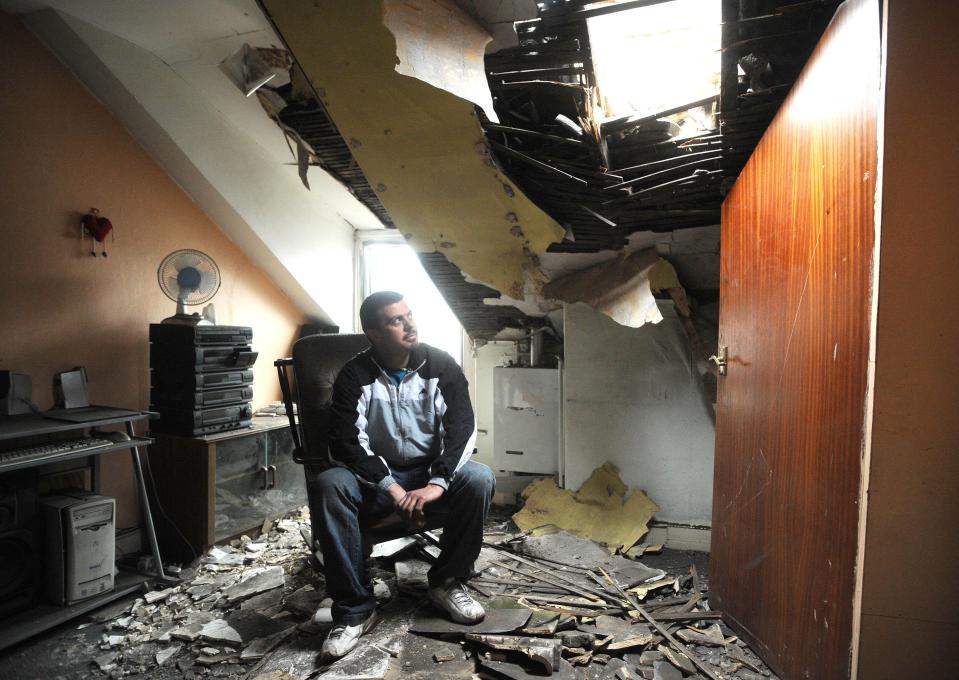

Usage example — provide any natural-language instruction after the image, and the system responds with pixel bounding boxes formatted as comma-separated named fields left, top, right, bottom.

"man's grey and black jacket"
left=328, top=343, right=478, bottom=490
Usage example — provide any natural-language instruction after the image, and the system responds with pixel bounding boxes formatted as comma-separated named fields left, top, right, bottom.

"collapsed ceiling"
left=260, top=0, right=839, bottom=339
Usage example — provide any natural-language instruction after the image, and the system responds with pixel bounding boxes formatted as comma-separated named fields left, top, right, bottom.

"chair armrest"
left=274, top=358, right=307, bottom=463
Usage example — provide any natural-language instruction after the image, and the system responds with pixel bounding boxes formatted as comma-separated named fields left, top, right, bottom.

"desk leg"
left=126, top=421, right=166, bottom=579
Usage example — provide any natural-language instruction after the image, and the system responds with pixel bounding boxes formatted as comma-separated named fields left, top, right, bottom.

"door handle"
left=260, top=465, right=269, bottom=490
left=709, top=346, right=728, bottom=376
left=268, top=464, right=277, bottom=489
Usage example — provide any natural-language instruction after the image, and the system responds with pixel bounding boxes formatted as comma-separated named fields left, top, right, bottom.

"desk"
left=0, top=407, right=167, bottom=651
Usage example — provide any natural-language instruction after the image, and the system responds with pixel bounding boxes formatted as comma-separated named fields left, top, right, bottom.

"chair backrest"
left=290, top=333, right=370, bottom=467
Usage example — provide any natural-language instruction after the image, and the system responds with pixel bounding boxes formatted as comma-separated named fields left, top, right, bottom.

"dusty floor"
left=0, top=509, right=774, bottom=680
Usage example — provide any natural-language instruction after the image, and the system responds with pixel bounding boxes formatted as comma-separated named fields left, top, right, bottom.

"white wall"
left=23, top=8, right=360, bottom=328
left=563, top=302, right=715, bottom=526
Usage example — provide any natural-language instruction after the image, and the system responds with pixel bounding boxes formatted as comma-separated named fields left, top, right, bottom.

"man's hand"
left=385, top=483, right=407, bottom=507
left=397, top=484, right=444, bottom=529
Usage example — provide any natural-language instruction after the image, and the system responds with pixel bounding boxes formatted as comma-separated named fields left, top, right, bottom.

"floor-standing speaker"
left=0, top=475, right=40, bottom=617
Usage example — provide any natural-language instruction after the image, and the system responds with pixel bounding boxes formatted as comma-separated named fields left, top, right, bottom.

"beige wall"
left=0, top=14, right=306, bottom=527
left=857, top=1, right=959, bottom=676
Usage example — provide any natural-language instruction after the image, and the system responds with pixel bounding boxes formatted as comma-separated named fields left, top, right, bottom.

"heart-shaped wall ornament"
left=91, top=216, right=113, bottom=242
left=81, top=208, right=112, bottom=242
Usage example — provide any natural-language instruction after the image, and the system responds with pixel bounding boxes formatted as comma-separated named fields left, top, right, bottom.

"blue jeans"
left=312, top=460, right=495, bottom=625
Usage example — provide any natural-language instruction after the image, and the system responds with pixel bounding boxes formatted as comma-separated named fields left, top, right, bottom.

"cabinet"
left=147, top=416, right=306, bottom=562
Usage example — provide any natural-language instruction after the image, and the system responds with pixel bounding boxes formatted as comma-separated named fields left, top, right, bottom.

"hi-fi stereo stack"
left=149, top=325, right=257, bottom=436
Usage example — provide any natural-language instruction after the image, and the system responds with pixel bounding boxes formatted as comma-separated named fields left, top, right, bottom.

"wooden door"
left=711, top=1, right=880, bottom=678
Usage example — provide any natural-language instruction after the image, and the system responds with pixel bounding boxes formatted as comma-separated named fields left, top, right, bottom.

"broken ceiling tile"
left=198, top=618, right=243, bottom=646
left=143, top=586, right=176, bottom=604
left=370, top=535, right=418, bottom=558
left=104, top=634, right=125, bottom=647
left=657, top=644, right=696, bottom=675
left=628, top=578, right=679, bottom=600
left=651, top=660, right=683, bottom=680
left=93, top=651, right=118, bottom=672
left=241, top=586, right=285, bottom=612
left=90, top=598, right=135, bottom=623
left=222, top=566, right=285, bottom=604
left=394, top=559, right=431, bottom=594
left=226, top=610, right=294, bottom=644
left=606, top=633, right=655, bottom=652
left=478, top=656, right=578, bottom=680
left=512, top=463, right=659, bottom=553
left=410, top=607, right=532, bottom=634
left=169, top=610, right=216, bottom=642
left=466, top=634, right=562, bottom=673
left=559, top=630, right=595, bottom=648
left=154, top=643, right=181, bottom=667
left=373, top=578, right=392, bottom=601
left=322, top=643, right=392, bottom=680
left=240, top=625, right=296, bottom=662
left=283, top=585, right=323, bottom=616
left=519, top=609, right=562, bottom=636
left=675, top=623, right=726, bottom=647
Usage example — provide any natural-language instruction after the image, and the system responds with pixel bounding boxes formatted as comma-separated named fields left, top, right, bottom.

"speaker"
left=0, top=476, right=40, bottom=617
left=0, top=370, right=32, bottom=416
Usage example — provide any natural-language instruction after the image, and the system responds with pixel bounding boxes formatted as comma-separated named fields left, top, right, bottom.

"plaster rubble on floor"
left=9, top=503, right=778, bottom=680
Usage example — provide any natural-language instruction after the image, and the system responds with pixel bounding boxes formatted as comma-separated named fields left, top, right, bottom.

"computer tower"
left=40, top=492, right=115, bottom=605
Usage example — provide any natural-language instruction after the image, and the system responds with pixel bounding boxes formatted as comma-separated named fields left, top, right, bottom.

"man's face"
left=368, top=300, right=418, bottom=354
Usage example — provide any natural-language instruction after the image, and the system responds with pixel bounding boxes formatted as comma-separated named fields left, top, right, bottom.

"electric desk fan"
left=157, top=249, right=221, bottom=325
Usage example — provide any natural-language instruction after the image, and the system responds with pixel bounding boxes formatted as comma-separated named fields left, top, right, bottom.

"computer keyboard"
left=0, top=437, right=115, bottom=468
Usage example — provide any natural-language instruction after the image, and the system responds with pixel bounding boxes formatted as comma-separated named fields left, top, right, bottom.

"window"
left=360, top=239, right=464, bottom=364
left=588, top=0, right=721, bottom=127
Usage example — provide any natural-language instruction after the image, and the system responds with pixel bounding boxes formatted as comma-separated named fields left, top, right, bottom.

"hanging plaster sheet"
left=383, top=0, right=499, bottom=122
left=543, top=249, right=682, bottom=328
left=260, top=0, right=564, bottom=300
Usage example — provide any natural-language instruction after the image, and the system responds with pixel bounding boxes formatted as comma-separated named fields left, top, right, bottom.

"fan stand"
left=160, top=299, right=213, bottom=326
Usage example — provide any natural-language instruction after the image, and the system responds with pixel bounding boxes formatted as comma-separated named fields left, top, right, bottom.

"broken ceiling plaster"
left=383, top=0, right=499, bottom=122
left=544, top=249, right=683, bottom=328
left=261, top=0, right=564, bottom=300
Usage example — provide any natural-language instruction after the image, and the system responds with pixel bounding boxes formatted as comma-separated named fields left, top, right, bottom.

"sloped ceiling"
left=0, top=0, right=384, bottom=329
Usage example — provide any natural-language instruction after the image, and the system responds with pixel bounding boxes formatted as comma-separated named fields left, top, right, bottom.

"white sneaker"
left=427, top=579, right=486, bottom=624
left=320, top=610, right=380, bottom=660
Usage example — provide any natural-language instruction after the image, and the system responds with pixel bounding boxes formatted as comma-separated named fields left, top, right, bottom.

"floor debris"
left=0, top=503, right=779, bottom=680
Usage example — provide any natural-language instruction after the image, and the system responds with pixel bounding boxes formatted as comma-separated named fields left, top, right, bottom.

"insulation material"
left=543, top=249, right=682, bottom=328
left=260, top=0, right=564, bottom=300
left=512, top=463, right=659, bottom=553
left=383, top=0, right=499, bottom=122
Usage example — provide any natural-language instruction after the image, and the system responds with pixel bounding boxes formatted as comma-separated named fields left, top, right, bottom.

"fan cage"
left=157, top=249, right=221, bottom=306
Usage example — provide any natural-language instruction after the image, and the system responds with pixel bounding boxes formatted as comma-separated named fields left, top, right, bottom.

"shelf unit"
left=0, top=408, right=168, bottom=651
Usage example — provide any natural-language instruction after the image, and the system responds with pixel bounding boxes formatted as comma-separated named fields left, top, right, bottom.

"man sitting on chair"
left=314, top=290, right=495, bottom=660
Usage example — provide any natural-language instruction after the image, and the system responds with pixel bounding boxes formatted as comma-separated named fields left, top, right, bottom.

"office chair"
left=275, top=334, right=445, bottom=567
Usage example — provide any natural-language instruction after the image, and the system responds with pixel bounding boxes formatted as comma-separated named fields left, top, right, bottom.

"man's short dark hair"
left=359, top=291, right=405, bottom=331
